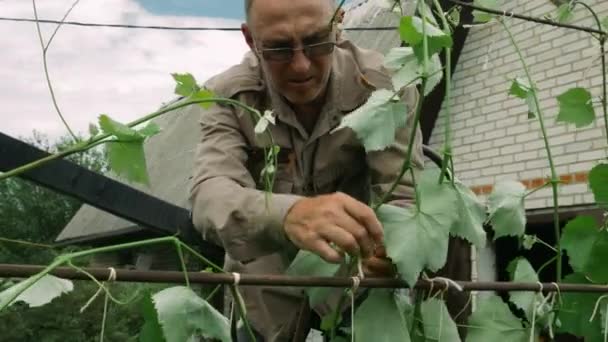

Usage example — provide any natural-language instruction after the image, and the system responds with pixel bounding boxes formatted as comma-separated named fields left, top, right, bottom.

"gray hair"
left=245, top=0, right=337, bottom=23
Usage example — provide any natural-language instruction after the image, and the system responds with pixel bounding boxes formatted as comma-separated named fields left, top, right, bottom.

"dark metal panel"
left=0, top=132, right=224, bottom=262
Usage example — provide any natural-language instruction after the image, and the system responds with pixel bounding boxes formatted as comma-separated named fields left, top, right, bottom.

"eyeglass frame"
left=256, top=41, right=337, bottom=62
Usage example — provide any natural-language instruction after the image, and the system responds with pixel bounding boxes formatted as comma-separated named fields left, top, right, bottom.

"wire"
left=0, top=16, right=397, bottom=31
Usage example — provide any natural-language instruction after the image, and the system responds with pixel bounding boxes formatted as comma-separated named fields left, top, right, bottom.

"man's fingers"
left=319, top=225, right=361, bottom=257
left=332, top=211, right=374, bottom=258
left=312, top=240, right=343, bottom=264
left=363, top=256, right=394, bottom=277
left=339, top=193, right=384, bottom=245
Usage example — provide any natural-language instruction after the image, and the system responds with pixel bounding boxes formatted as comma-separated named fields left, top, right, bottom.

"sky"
left=0, top=0, right=250, bottom=141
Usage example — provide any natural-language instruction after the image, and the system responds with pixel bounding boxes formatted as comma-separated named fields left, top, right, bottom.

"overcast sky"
left=0, top=0, right=250, bottom=141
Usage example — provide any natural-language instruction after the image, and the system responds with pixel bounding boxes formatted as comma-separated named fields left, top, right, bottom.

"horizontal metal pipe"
left=2, top=264, right=608, bottom=293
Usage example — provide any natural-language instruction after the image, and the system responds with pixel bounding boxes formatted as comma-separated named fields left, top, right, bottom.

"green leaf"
left=138, top=122, right=161, bottom=137
left=508, top=258, right=541, bottom=321
left=561, top=215, right=600, bottom=272
left=380, top=169, right=459, bottom=285
left=254, top=110, right=276, bottom=134
left=399, top=16, right=453, bottom=61
left=467, top=295, right=527, bottom=342
left=190, top=89, right=216, bottom=109
left=583, top=230, right=608, bottom=283
left=556, top=3, right=574, bottom=23
left=522, top=235, right=536, bottom=250
left=424, top=54, right=444, bottom=96
left=354, top=289, right=411, bottom=342
left=508, top=78, right=537, bottom=118
left=107, top=140, right=149, bottom=185
left=333, top=89, right=408, bottom=152
left=385, top=47, right=421, bottom=90
left=472, top=0, right=501, bottom=23
left=88, top=123, right=99, bottom=136
left=139, top=292, right=166, bottom=342
left=172, top=73, right=200, bottom=97
left=602, top=16, right=608, bottom=31
left=556, top=87, right=596, bottom=128
left=0, top=275, right=73, bottom=309
left=420, top=298, right=461, bottom=342
left=286, top=250, right=343, bottom=307
left=487, top=181, right=527, bottom=240
left=153, top=286, right=230, bottom=342
left=589, top=163, right=608, bottom=206
left=451, top=180, right=487, bottom=249
left=557, top=273, right=603, bottom=341
left=99, top=114, right=144, bottom=142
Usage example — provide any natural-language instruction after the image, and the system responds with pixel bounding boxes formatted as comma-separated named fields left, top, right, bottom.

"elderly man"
left=189, top=0, right=427, bottom=340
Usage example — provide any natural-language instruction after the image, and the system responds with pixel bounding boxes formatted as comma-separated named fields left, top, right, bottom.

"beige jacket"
left=189, top=39, right=425, bottom=341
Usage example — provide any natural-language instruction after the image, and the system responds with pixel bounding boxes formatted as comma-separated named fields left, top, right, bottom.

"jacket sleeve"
left=367, top=86, right=425, bottom=208
left=188, top=101, right=304, bottom=262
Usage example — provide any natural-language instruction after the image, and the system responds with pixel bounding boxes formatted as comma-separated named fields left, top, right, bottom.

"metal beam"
left=0, top=132, right=224, bottom=262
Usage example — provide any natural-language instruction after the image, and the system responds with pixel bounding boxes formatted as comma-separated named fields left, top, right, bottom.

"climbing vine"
left=1, top=0, right=608, bottom=341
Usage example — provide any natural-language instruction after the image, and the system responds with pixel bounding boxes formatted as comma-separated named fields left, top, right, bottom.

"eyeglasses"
left=258, top=41, right=336, bottom=62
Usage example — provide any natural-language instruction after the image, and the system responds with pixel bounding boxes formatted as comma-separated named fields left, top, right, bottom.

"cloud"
left=0, top=0, right=249, bottom=140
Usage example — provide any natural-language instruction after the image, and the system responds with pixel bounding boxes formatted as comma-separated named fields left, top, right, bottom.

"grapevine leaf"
left=384, top=47, right=421, bottom=90
left=190, top=88, right=216, bottom=109
left=556, top=3, right=574, bottom=23
left=0, top=275, right=73, bottom=308
left=153, top=286, right=230, bottom=342
left=589, top=163, right=608, bottom=206
left=557, top=273, right=603, bottom=341
left=139, top=292, right=166, bottom=342
left=508, top=258, right=541, bottom=321
left=354, top=289, right=411, bottom=342
left=379, top=169, right=459, bottom=285
left=424, top=54, right=444, bottom=96
left=522, top=235, right=536, bottom=250
left=488, top=181, right=527, bottom=240
left=451, top=180, right=487, bottom=249
left=333, top=89, right=408, bottom=152
left=467, top=295, right=527, bottom=342
left=472, top=0, right=501, bottom=23
left=561, top=215, right=600, bottom=272
left=556, top=87, right=596, bottom=128
left=138, top=122, right=161, bottom=137
left=508, top=78, right=537, bottom=118
left=286, top=250, right=343, bottom=307
left=420, top=298, right=461, bottom=342
left=399, top=16, right=453, bottom=61
left=89, top=123, right=99, bottom=136
left=254, top=110, right=276, bottom=134
left=99, top=114, right=144, bottom=142
left=583, top=230, right=608, bottom=283
left=107, top=140, right=149, bottom=185
left=172, top=73, right=200, bottom=97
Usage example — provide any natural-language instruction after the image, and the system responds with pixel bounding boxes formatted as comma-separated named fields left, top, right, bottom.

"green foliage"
left=561, top=215, right=600, bottom=272
left=487, top=181, right=527, bottom=240
left=0, top=275, right=72, bottom=309
left=557, top=273, right=603, bottom=341
left=333, top=89, right=408, bottom=152
left=451, top=181, right=487, bottom=249
left=254, top=110, right=276, bottom=134
left=383, top=47, right=442, bottom=95
left=171, top=73, right=200, bottom=97
left=602, top=16, right=608, bottom=31
left=556, top=87, right=596, bottom=128
left=507, top=258, right=541, bottom=321
left=354, top=289, right=411, bottom=342
left=582, top=230, right=608, bottom=283
left=139, top=292, right=167, bottom=342
left=508, top=77, right=538, bottom=119
left=420, top=298, right=461, bottom=342
left=472, top=0, right=501, bottom=23
left=555, top=3, right=574, bottom=23
left=466, top=295, right=527, bottom=342
left=379, top=170, right=458, bottom=286
left=399, top=15, right=453, bottom=62
left=152, top=286, right=230, bottom=342
left=286, top=250, right=344, bottom=307
left=589, top=163, right=608, bottom=206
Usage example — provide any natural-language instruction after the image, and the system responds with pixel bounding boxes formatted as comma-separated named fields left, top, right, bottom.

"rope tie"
left=80, top=267, right=117, bottom=313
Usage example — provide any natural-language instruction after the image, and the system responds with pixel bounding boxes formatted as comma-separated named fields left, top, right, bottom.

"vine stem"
left=500, top=20, right=562, bottom=281
left=32, top=0, right=79, bottom=142
left=432, top=0, right=455, bottom=186
left=0, top=97, right=260, bottom=182
left=329, top=257, right=358, bottom=340
left=0, top=236, right=221, bottom=311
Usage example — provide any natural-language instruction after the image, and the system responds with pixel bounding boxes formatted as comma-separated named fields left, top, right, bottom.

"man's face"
left=243, top=0, right=335, bottom=106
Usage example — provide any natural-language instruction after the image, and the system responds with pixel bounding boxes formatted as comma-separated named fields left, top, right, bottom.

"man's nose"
left=289, top=49, right=311, bottom=74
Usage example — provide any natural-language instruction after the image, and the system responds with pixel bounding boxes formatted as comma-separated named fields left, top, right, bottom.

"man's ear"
left=241, top=23, right=256, bottom=52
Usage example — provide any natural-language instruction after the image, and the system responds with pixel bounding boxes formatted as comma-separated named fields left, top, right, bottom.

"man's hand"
left=362, top=245, right=395, bottom=278
left=284, top=192, right=384, bottom=263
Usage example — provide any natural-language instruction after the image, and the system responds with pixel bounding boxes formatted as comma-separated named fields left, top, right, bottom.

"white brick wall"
left=429, top=0, right=608, bottom=209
